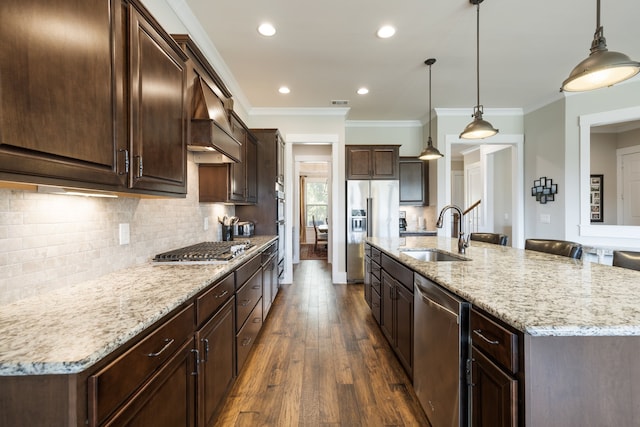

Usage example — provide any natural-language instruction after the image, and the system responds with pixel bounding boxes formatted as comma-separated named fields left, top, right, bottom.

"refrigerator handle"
left=366, top=197, right=372, bottom=237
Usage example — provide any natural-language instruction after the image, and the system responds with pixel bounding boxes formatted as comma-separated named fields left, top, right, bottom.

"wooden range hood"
left=189, top=77, right=242, bottom=162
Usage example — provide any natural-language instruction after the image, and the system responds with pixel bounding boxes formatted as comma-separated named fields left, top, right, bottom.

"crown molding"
left=250, top=107, right=350, bottom=117
left=345, top=120, right=423, bottom=128
left=435, top=107, right=524, bottom=117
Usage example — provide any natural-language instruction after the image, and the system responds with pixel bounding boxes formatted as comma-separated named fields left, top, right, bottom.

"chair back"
left=612, top=250, right=640, bottom=271
left=470, top=233, right=508, bottom=246
left=525, top=239, right=582, bottom=259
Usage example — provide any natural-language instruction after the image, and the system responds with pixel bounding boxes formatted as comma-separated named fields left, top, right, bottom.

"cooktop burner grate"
left=153, top=241, right=254, bottom=264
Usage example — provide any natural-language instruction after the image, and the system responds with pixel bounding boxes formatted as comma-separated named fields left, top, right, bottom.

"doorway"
left=442, top=134, right=524, bottom=248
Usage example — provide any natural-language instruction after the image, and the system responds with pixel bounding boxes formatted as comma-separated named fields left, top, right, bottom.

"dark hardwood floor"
left=215, top=260, right=430, bottom=426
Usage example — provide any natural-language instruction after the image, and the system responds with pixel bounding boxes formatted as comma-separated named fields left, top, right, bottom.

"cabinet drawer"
left=471, top=308, right=519, bottom=374
left=196, top=273, right=234, bottom=327
left=381, top=253, right=413, bottom=291
left=236, top=268, right=262, bottom=330
left=371, top=247, right=382, bottom=264
left=365, top=244, right=372, bottom=258
left=88, top=304, right=195, bottom=425
left=371, top=275, right=381, bottom=295
left=235, top=253, right=262, bottom=289
left=236, top=300, right=263, bottom=373
left=371, top=261, right=381, bottom=281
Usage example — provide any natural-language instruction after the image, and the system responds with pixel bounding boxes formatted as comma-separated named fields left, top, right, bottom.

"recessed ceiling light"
left=278, top=86, right=290, bottom=94
left=376, top=25, right=396, bottom=39
left=258, top=23, right=276, bottom=37
left=357, top=87, right=369, bottom=95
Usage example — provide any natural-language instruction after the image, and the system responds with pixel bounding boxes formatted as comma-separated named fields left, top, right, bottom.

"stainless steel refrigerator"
left=346, top=180, right=399, bottom=282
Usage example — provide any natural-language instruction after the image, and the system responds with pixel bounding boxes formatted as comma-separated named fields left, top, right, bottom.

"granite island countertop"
left=0, top=236, right=277, bottom=376
left=367, top=236, right=640, bottom=337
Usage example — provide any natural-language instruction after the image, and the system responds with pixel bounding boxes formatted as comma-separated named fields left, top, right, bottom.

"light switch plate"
left=204, top=217, right=209, bottom=230
left=119, top=223, right=130, bottom=245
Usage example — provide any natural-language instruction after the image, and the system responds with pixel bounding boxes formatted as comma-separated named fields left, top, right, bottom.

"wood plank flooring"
left=215, top=260, right=430, bottom=426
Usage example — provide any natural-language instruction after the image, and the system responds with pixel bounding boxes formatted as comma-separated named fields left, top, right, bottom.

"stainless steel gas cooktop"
left=152, top=241, right=254, bottom=265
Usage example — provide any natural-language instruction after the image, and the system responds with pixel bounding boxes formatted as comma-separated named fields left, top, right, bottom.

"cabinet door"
left=364, top=256, right=372, bottom=308
left=399, top=158, right=428, bottom=205
left=129, top=4, right=187, bottom=195
left=380, top=271, right=395, bottom=345
left=346, top=146, right=373, bottom=179
left=104, top=338, right=196, bottom=427
left=262, top=255, right=275, bottom=319
left=229, top=116, right=246, bottom=202
left=371, top=147, right=398, bottom=179
left=471, top=347, right=518, bottom=427
left=197, top=297, right=236, bottom=427
left=395, top=285, right=413, bottom=376
left=0, top=0, right=127, bottom=188
left=244, top=134, right=258, bottom=203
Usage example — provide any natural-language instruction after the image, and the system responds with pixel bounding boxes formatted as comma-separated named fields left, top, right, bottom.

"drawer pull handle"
left=473, top=329, right=499, bottom=345
left=241, top=299, right=252, bottom=307
left=252, top=285, right=261, bottom=289
left=216, top=290, right=229, bottom=298
left=252, top=317, right=261, bottom=323
left=241, top=337, right=252, bottom=346
left=148, top=338, right=175, bottom=357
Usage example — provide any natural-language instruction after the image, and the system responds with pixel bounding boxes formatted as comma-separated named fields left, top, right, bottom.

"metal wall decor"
left=531, top=177, right=558, bottom=204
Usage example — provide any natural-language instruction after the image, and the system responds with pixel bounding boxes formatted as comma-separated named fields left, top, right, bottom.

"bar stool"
left=612, top=250, right=640, bottom=272
left=524, top=239, right=583, bottom=259
left=470, top=233, right=508, bottom=246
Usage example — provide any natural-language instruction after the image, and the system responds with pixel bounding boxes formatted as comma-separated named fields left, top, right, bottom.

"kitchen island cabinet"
left=365, top=236, right=640, bottom=426
left=0, top=236, right=277, bottom=427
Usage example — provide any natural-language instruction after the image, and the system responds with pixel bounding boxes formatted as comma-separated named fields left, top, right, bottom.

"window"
left=305, top=178, right=328, bottom=227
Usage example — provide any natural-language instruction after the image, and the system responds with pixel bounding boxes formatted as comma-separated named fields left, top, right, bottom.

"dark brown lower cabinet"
left=471, top=347, right=518, bottom=427
left=196, top=296, right=236, bottom=427
left=103, top=337, right=196, bottom=427
left=380, top=269, right=413, bottom=377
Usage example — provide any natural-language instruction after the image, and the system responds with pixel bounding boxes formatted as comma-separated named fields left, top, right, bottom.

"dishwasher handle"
left=418, top=290, right=460, bottom=322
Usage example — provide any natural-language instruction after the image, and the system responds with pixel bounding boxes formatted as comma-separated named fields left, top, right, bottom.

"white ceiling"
left=180, top=0, right=640, bottom=122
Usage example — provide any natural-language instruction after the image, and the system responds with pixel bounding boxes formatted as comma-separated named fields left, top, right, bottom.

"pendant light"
left=561, top=0, right=640, bottom=92
left=418, top=58, right=444, bottom=160
left=460, top=0, right=498, bottom=140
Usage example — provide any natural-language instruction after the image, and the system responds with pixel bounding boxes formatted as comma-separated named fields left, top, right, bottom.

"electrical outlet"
left=540, top=214, right=551, bottom=224
left=119, top=223, right=130, bottom=245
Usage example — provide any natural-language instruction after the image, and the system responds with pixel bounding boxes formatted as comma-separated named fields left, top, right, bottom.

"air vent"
left=331, top=100, right=349, bottom=106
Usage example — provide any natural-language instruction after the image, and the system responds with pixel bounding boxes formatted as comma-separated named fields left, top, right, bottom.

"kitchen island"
left=0, top=236, right=277, bottom=426
left=367, top=236, right=640, bottom=427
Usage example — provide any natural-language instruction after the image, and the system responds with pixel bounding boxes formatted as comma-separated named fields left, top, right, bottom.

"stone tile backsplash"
left=0, top=159, right=234, bottom=304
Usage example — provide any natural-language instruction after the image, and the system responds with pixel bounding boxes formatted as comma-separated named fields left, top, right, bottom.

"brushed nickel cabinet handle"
left=473, top=329, right=499, bottom=345
left=148, top=338, right=175, bottom=357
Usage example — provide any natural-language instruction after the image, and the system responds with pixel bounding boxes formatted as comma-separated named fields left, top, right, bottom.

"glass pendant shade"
left=562, top=0, right=640, bottom=92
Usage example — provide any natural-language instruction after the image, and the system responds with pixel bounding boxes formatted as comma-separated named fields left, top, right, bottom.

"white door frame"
left=441, top=134, right=525, bottom=248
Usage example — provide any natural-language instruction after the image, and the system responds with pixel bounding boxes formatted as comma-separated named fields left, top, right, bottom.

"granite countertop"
left=0, top=236, right=277, bottom=376
left=367, top=236, right=640, bottom=337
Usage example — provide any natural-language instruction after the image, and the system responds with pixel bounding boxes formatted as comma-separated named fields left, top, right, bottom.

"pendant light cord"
left=428, top=62, right=432, bottom=139
left=475, top=1, right=480, bottom=108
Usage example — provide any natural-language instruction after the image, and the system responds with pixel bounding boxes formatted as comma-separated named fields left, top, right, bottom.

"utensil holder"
left=222, top=225, right=234, bottom=241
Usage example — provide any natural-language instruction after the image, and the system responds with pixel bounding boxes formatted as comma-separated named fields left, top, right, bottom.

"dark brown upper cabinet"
left=0, top=0, right=188, bottom=196
left=346, top=145, right=399, bottom=180
left=399, top=157, right=429, bottom=206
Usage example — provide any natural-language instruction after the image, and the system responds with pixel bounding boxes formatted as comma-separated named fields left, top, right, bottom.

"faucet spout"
left=436, top=204, right=468, bottom=254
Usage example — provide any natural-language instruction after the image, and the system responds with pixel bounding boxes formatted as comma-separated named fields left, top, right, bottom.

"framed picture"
left=590, top=174, right=603, bottom=223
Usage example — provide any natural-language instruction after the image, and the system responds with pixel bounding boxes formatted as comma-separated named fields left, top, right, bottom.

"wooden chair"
left=470, top=232, right=508, bottom=246
left=525, top=239, right=582, bottom=259
left=313, top=215, right=328, bottom=253
left=612, top=250, right=640, bottom=272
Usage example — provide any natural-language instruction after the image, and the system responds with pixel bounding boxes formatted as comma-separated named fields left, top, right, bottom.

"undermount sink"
left=399, top=249, right=469, bottom=262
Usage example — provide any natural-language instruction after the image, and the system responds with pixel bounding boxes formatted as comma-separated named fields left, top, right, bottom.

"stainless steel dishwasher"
left=414, top=274, right=470, bottom=427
